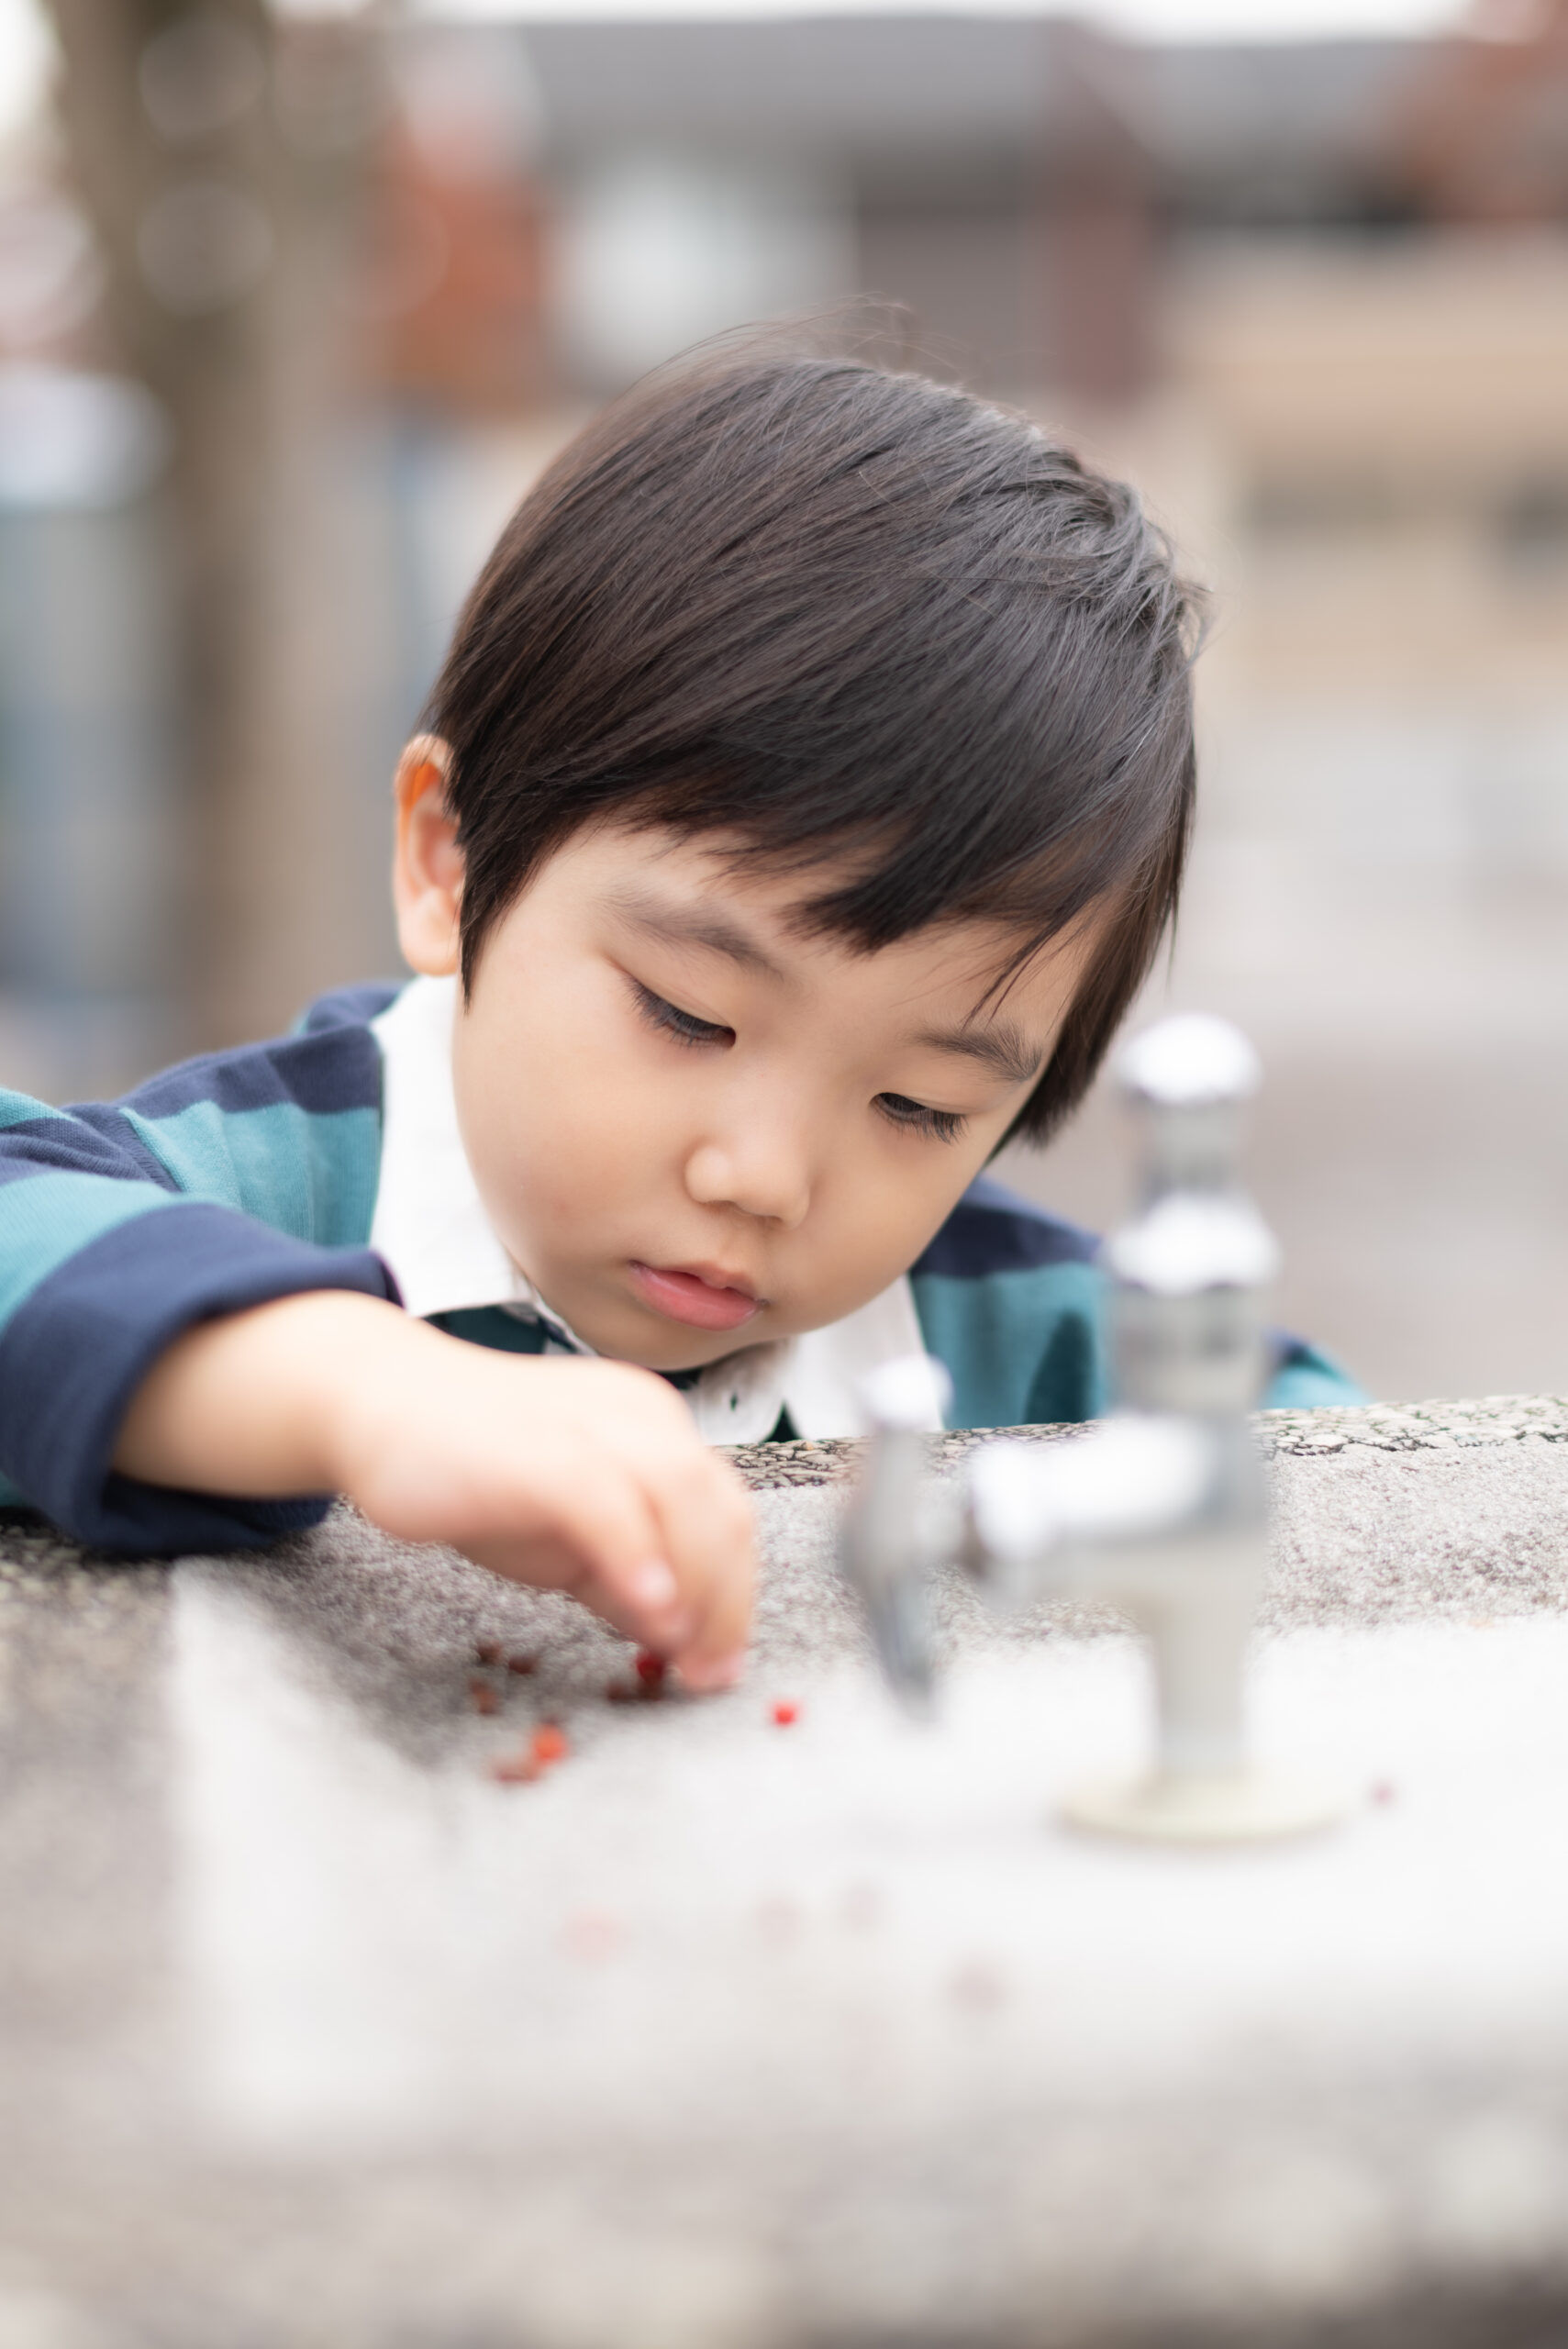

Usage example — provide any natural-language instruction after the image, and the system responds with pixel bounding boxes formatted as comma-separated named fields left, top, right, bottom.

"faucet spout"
left=967, top=1414, right=1262, bottom=1780
left=839, top=1015, right=1350, bottom=1847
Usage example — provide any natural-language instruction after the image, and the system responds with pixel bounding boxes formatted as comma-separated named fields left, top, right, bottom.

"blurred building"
left=361, top=11, right=1568, bottom=798
left=360, top=15, right=1568, bottom=888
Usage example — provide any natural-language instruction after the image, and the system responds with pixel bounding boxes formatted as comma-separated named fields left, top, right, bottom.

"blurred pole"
left=1393, top=0, right=1568, bottom=222
left=41, top=2, right=389, bottom=1048
left=0, top=369, right=178, bottom=1094
left=1036, top=26, right=1160, bottom=411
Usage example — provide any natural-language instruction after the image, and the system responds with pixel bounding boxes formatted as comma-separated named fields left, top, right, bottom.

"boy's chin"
left=620, top=1319, right=773, bottom=1375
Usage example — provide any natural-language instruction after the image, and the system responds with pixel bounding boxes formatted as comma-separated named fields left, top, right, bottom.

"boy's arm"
left=0, top=1074, right=753, bottom=1677
left=1260, top=1336, right=1367, bottom=1412
left=0, top=1088, right=396, bottom=1551
left=0, top=1015, right=399, bottom=1551
left=115, top=1291, right=751, bottom=1685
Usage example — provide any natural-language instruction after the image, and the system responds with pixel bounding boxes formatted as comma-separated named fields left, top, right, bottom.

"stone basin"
left=4, top=1396, right=1568, bottom=2348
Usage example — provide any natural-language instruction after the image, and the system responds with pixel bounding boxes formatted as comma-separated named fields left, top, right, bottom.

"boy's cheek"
left=767, top=1169, right=966, bottom=1331
left=462, top=1050, right=684, bottom=1262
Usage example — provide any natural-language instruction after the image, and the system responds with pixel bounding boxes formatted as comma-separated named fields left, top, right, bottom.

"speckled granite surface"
left=6, top=1400, right=1568, bottom=2349
left=730, top=1393, right=1568, bottom=1486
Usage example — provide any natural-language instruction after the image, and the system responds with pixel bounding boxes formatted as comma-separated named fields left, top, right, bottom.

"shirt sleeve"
left=0, top=1043, right=396, bottom=1553
left=909, top=1179, right=1374, bottom=1427
left=1261, top=1334, right=1367, bottom=1412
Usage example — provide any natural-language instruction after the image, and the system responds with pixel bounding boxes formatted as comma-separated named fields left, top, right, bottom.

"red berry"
left=563, top=1909, right=622, bottom=1959
left=506, top=1653, right=538, bottom=1675
left=532, top=1722, right=569, bottom=1765
left=949, top=1961, right=1006, bottom=2012
left=469, top=1678, right=498, bottom=1716
left=634, top=1650, right=667, bottom=1689
left=474, top=1640, right=502, bottom=1666
left=771, top=1699, right=799, bottom=1728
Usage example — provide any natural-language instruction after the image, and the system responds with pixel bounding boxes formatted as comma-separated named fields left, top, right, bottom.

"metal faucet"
left=840, top=1015, right=1345, bottom=1844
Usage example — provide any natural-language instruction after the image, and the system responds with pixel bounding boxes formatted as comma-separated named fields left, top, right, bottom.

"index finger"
left=635, top=1442, right=757, bottom=1687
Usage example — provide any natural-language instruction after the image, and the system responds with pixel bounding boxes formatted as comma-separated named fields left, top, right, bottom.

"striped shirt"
left=0, top=976, right=1360, bottom=1553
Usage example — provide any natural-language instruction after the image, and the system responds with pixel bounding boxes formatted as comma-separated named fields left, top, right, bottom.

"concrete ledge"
left=730, top=1397, right=1568, bottom=1634
left=731, top=1392, right=1568, bottom=1483
left=6, top=1400, right=1568, bottom=2348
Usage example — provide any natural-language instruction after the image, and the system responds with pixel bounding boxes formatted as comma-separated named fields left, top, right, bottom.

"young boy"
left=0, top=351, right=1354, bottom=1690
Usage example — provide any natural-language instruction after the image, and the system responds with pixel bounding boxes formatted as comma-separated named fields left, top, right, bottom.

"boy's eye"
left=631, top=980, right=733, bottom=1049
left=875, top=1093, right=967, bottom=1144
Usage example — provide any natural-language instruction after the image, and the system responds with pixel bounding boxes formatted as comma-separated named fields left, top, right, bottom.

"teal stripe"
left=1262, top=1350, right=1367, bottom=1410
left=912, top=1260, right=1109, bottom=1431
left=121, top=1100, right=381, bottom=1247
left=0, top=1089, right=54, bottom=1132
left=0, top=1173, right=185, bottom=1325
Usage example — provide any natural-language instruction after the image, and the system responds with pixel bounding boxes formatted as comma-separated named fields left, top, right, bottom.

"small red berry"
left=756, top=1897, right=801, bottom=1943
left=634, top=1650, right=667, bottom=1690
left=841, top=1882, right=881, bottom=1931
left=532, top=1722, right=569, bottom=1765
left=469, top=1677, right=498, bottom=1716
left=563, top=1909, right=622, bottom=1960
left=949, top=1961, right=1006, bottom=2012
left=474, top=1640, right=502, bottom=1666
left=506, top=1653, right=538, bottom=1675
left=771, top=1699, right=799, bottom=1728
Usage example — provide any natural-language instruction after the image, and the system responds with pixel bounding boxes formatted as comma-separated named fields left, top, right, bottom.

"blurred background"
left=0, top=0, right=1564, bottom=1401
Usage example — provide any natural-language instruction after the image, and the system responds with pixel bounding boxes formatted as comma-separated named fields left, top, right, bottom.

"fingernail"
left=679, top=1649, right=747, bottom=1694
left=628, top=1558, right=679, bottom=1611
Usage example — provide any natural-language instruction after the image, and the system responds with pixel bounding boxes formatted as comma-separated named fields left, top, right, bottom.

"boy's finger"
left=577, top=1536, right=697, bottom=1652
left=464, top=1531, right=676, bottom=1649
left=481, top=1471, right=697, bottom=1651
left=636, top=1448, right=755, bottom=1681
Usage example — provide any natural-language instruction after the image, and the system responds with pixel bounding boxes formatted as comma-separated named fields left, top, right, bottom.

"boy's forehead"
left=595, top=818, right=862, bottom=906
left=600, top=828, right=990, bottom=951
left=592, top=820, right=1026, bottom=941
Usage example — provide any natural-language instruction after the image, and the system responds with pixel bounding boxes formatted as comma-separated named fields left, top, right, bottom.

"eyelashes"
left=629, top=979, right=968, bottom=1143
left=874, top=1094, right=967, bottom=1144
left=630, top=980, right=734, bottom=1049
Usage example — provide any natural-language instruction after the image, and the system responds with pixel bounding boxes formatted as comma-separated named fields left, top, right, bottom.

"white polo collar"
left=367, top=975, right=942, bottom=1448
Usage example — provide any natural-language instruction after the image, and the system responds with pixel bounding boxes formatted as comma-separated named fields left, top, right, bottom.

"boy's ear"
left=393, top=734, right=463, bottom=977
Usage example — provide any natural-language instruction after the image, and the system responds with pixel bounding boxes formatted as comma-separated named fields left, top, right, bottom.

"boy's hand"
left=336, top=1333, right=754, bottom=1685
left=115, top=1293, right=754, bottom=1687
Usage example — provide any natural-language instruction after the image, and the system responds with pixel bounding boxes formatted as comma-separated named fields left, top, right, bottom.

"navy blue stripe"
left=912, top=1174, right=1098, bottom=1279
left=0, top=1202, right=397, bottom=1555
left=103, top=1019, right=384, bottom=1125
left=428, top=1306, right=549, bottom=1357
left=297, top=982, right=402, bottom=1036
left=0, top=1107, right=182, bottom=1193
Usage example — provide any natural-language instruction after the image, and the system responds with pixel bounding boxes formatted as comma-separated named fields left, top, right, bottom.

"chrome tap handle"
left=1109, top=1015, right=1278, bottom=1419
left=1118, top=1012, right=1261, bottom=1201
left=836, top=1021, right=1346, bottom=1842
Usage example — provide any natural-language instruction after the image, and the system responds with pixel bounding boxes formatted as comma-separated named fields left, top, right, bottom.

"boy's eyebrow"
left=915, top=1019, right=1043, bottom=1089
left=607, top=887, right=786, bottom=979
left=610, top=885, right=1043, bottom=1083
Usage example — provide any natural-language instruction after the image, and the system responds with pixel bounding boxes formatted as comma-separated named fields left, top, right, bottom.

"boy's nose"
left=684, top=1137, right=811, bottom=1230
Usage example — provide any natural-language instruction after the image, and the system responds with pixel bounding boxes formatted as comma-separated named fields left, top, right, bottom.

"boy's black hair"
left=426, top=342, right=1202, bottom=1144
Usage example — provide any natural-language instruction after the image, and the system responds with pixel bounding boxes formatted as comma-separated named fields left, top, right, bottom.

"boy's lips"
left=629, top=1261, right=762, bottom=1332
